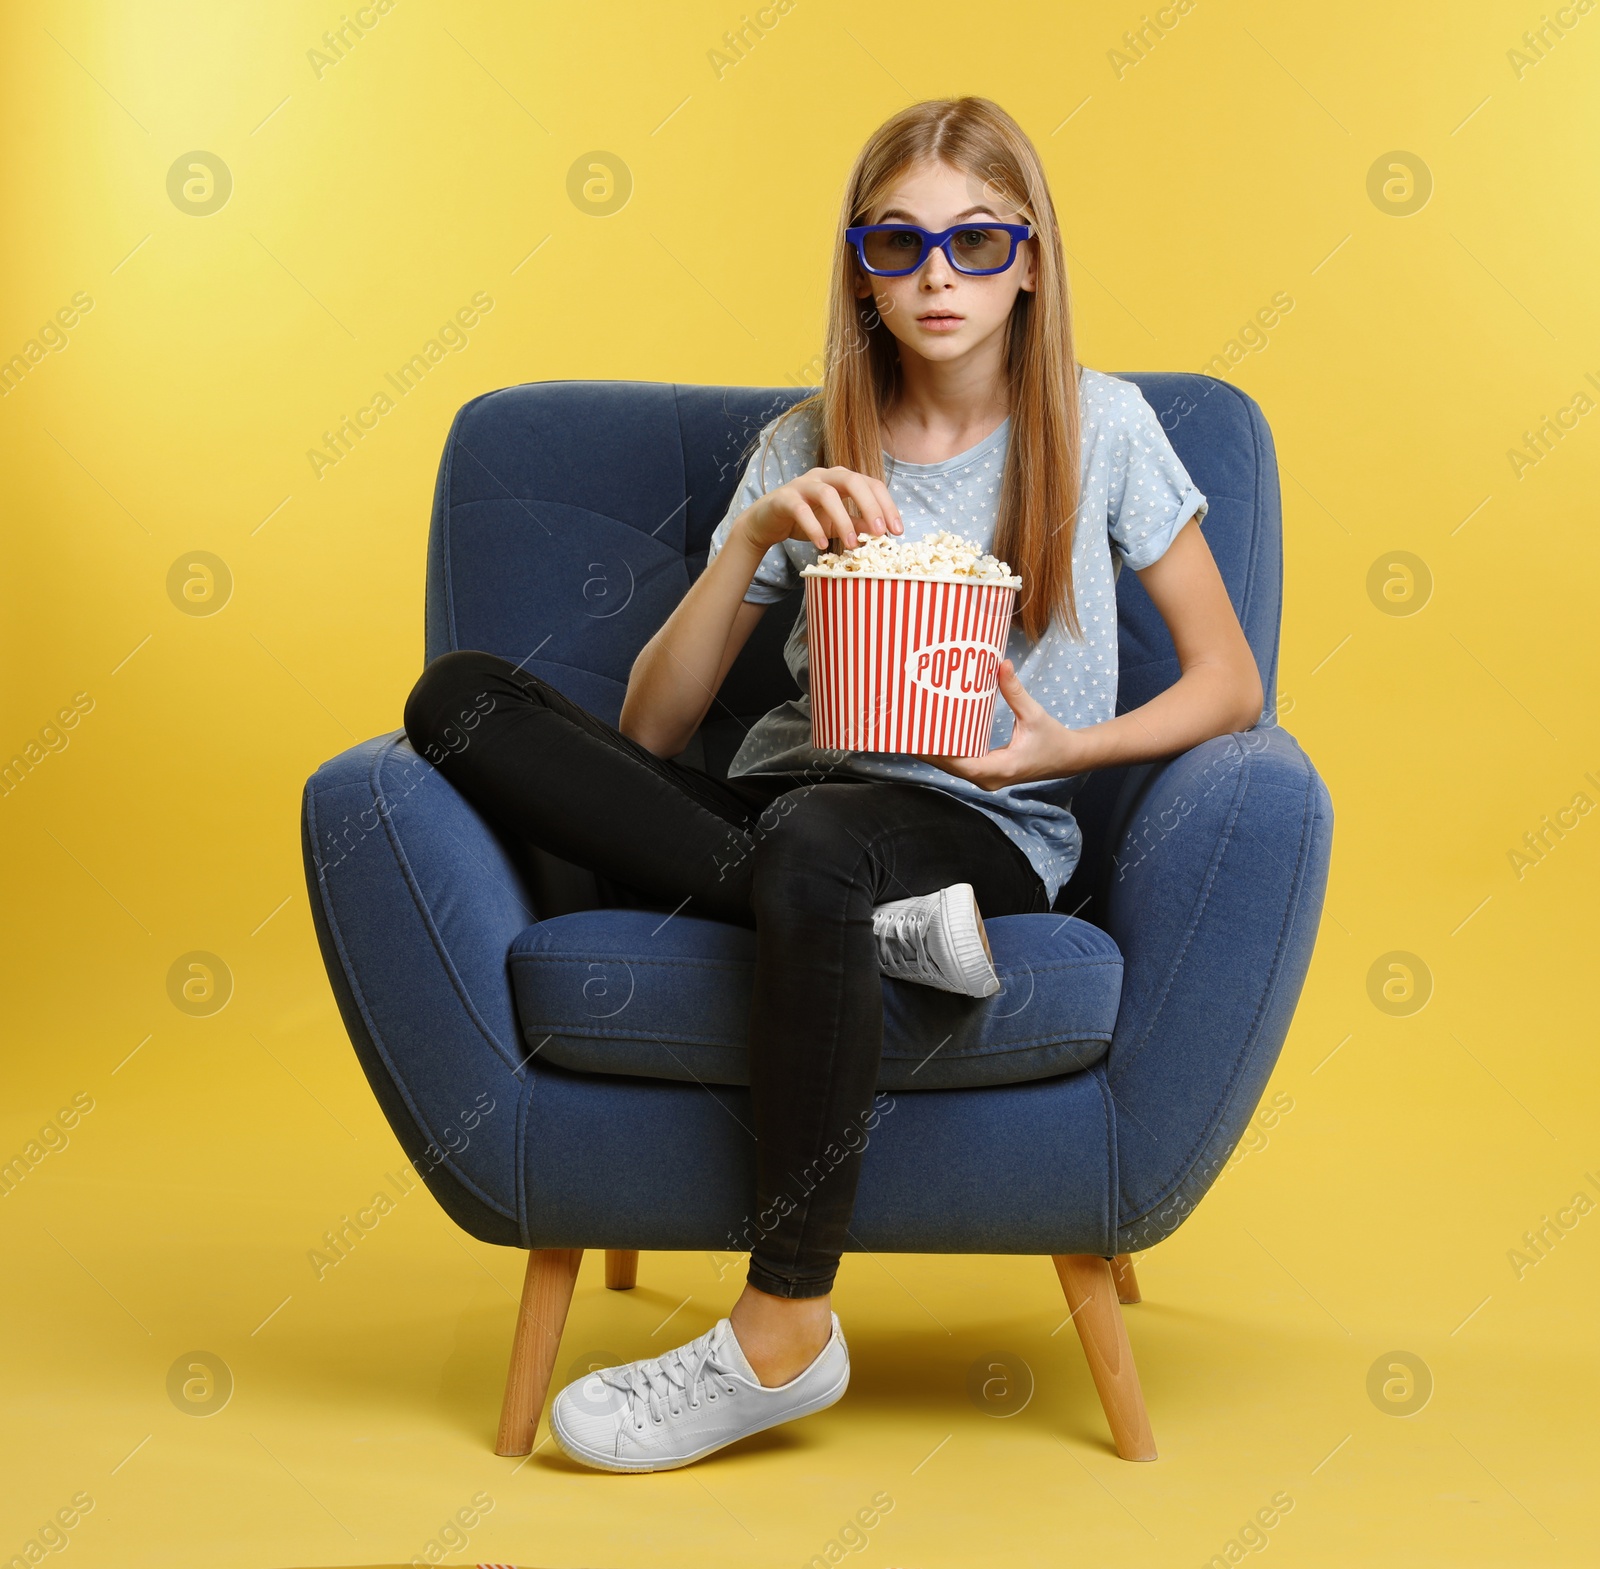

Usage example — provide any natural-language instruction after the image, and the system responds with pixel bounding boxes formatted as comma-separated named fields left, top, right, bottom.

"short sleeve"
left=1105, top=384, right=1208, bottom=571
left=706, top=409, right=817, bottom=603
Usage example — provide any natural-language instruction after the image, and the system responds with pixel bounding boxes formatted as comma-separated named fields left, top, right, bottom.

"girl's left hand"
left=918, top=659, right=1086, bottom=790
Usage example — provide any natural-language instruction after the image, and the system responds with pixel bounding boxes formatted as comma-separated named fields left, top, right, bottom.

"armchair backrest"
left=424, top=381, right=812, bottom=759
left=423, top=375, right=1283, bottom=896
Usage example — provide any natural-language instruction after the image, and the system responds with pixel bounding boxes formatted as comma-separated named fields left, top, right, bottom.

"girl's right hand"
left=738, top=466, right=905, bottom=556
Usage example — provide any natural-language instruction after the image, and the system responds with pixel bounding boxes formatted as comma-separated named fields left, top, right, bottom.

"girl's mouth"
left=917, top=313, right=964, bottom=332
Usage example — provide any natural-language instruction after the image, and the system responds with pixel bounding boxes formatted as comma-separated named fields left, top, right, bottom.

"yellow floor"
left=6, top=963, right=1595, bottom=1568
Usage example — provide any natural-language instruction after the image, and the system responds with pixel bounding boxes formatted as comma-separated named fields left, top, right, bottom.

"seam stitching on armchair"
left=1124, top=763, right=1314, bottom=1233
left=1118, top=748, right=1317, bottom=1232
left=1107, top=1061, right=1121, bottom=1250
left=1107, top=729, right=1254, bottom=1132
left=529, top=1025, right=1116, bottom=1053
left=516, top=1064, right=534, bottom=1245
left=1243, top=390, right=1281, bottom=706
left=438, top=396, right=476, bottom=653
left=1198, top=377, right=1267, bottom=686
left=1231, top=381, right=1265, bottom=651
left=1094, top=1062, right=1116, bottom=1253
left=1108, top=734, right=1251, bottom=1087
left=368, top=738, right=530, bottom=1081
left=533, top=1058, right=1112, bottom=1094
left=1255, top=396, right=1284, bottom=707
left=304, top=777, right=517, bottom=1224
left=1175, top=376, right=1273, bottom=715
left=509, top=953, right=1122, bottom=977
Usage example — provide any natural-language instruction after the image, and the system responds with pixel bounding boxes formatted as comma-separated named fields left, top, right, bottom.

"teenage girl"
left=402, top=95, right=1261, bottom=1473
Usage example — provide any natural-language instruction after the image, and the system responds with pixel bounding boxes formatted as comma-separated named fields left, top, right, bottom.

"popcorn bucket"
left=804, top=572, right=1017, bottom=757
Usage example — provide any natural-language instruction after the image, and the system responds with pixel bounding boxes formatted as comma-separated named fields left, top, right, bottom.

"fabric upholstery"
left=301, top=373, right=1333, bottom=1259
left=509, top=909, right=1123, bottom=1092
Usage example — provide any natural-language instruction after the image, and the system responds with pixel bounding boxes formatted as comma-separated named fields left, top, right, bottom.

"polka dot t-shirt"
left=704, top=367, right=1208, bottom=906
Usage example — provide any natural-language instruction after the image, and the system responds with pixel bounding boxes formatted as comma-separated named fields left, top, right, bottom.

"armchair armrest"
left=1099, top=726, right=1334, bottom=1251
left=301, top=731, right=539, bottom=1245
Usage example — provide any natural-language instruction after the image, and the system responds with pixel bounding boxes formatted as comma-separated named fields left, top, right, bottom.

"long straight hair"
left=765, top=96, right=1083, bottom=642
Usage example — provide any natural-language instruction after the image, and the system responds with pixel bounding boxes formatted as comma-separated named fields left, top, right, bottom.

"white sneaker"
left=548, top=1313, right=849, bottom=1473
left=872, top=882, right=1000, bottom=997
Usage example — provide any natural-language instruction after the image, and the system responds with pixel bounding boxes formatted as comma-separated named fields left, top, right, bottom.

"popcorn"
left=801, top=527, right=1022, bottom=587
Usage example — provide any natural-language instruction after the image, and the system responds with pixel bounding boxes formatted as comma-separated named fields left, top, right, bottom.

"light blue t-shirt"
left=704, top=367, right=1208, bottom=905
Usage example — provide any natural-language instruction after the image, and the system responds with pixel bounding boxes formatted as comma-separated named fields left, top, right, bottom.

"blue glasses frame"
left=845, top=221, right=1034, bottom=277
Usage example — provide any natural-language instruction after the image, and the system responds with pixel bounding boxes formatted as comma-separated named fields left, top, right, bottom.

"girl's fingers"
left=846, top=474, right=903, bottom=536
left=834, top=478, right=876, bottom=535
left=822, top=467, right=903, bottom=538
left=805, top=479, right=860, bottom=550
left=874, top=477, right=905, bottom=534
left=998, top=660, right=1043, bottom=720
left=786, top=498, right=829, bottom=551
left=841, top=475, right=889, bottom=536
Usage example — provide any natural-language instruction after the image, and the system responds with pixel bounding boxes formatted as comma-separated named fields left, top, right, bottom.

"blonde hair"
left=765, top=95, right=1082, bottom=642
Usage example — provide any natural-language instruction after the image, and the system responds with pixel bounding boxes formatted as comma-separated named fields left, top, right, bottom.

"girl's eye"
left=886, top=231, right=918, bottom=250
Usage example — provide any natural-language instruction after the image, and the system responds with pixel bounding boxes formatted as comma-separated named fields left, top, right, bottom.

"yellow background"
left=3, top=1, right=1596, bottom=1564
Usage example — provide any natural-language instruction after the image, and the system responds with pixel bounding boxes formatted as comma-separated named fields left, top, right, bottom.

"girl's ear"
left=1019, top=236, right=1038, bottom=293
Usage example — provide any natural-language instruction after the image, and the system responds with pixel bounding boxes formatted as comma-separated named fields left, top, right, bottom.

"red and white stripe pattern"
left=805, top=573, right=1017, bottom=757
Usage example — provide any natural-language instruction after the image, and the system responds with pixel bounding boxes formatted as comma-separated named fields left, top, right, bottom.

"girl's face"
left=851, top=158, right=1037, bottom=368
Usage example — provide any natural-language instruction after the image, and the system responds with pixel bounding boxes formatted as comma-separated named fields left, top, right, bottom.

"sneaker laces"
left=598, top=1327, right=744, bottom=1427
left=874, top=901, right=934, bottom=974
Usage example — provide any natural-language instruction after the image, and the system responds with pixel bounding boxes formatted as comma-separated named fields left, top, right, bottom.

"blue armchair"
left=300, top=373, right=1333, bottom=1462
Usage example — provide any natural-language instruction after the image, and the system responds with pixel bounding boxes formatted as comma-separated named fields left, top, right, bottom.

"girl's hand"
left=738, top=466, right=905, bottom=555
left=918, top=660, right=1087, bottom=790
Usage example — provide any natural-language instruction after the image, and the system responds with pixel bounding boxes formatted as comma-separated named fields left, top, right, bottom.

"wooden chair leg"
left=1052, top=1254, right=1157, bottom=1461
left=1111, top=1252, right=1142, bottom=1304
left=605, top=1249, right=638, bottom=1290
left=495, top=1247, right=583, bottom=1457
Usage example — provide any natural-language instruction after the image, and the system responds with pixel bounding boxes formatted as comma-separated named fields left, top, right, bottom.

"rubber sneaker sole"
left=929, top=883, right=1000, bottom=997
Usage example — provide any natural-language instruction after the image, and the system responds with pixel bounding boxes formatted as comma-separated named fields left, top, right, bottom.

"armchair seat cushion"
left=509, top=909, right=1123, bottom=1091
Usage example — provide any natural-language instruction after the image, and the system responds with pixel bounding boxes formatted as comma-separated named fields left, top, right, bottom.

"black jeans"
left=403, top=649, right=1048, bottom=1299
